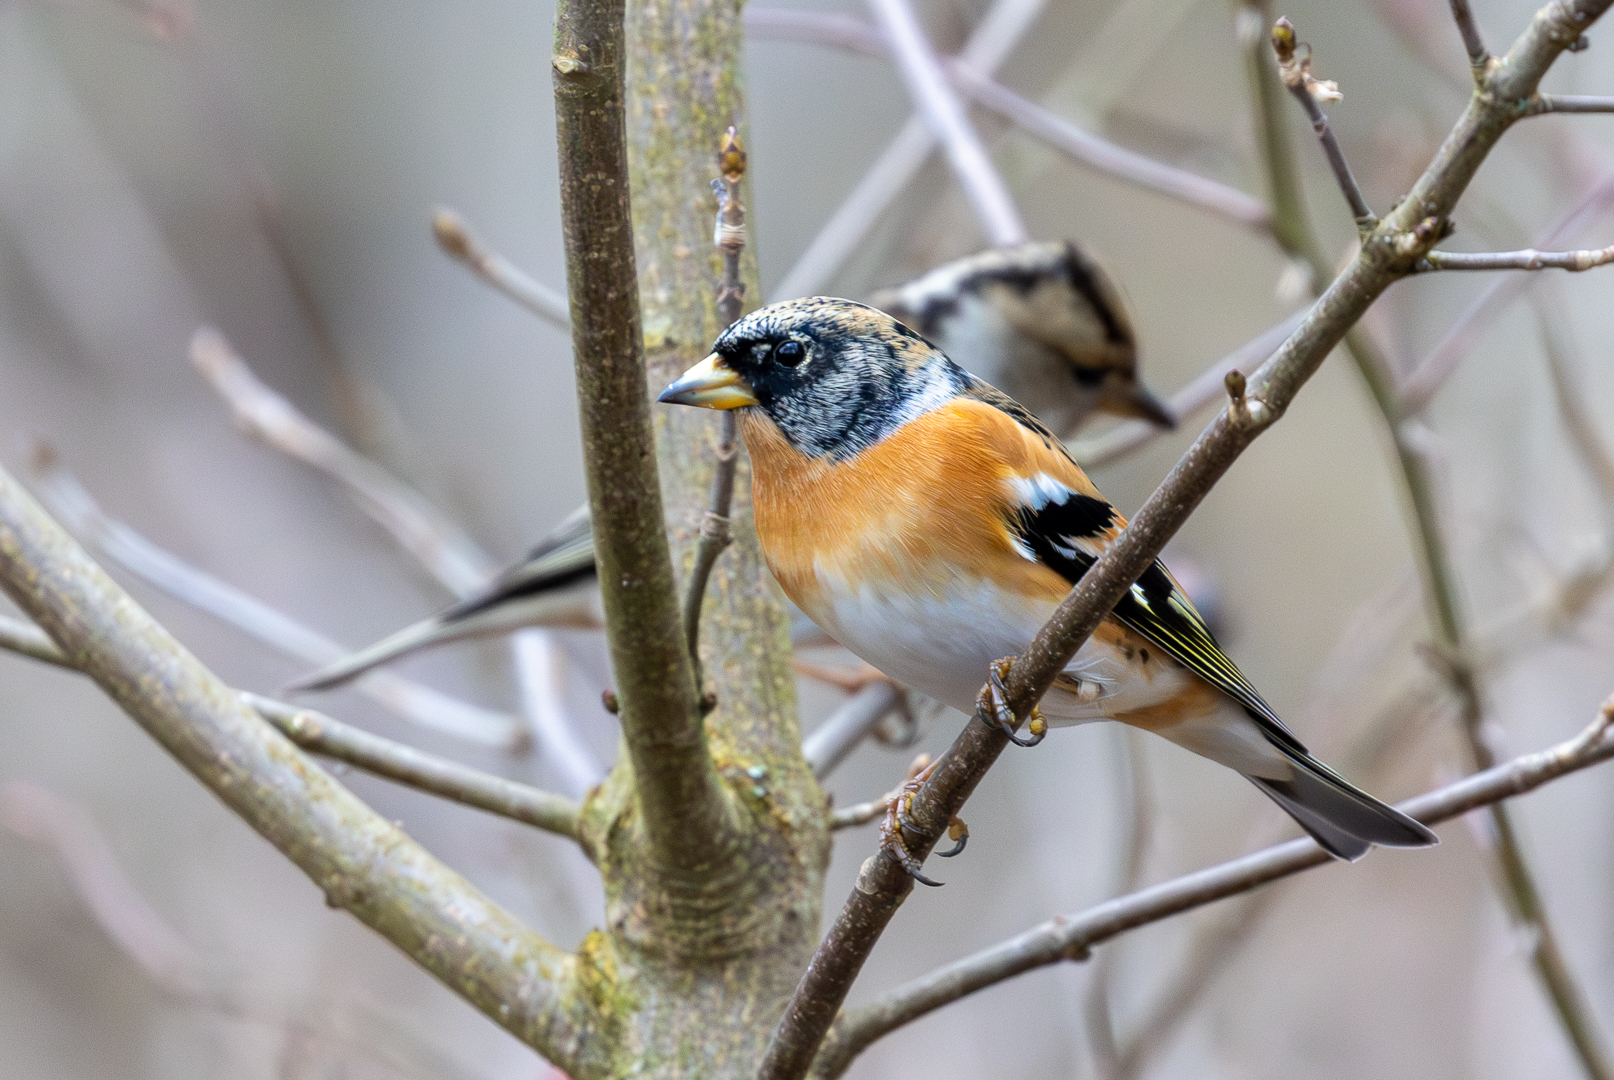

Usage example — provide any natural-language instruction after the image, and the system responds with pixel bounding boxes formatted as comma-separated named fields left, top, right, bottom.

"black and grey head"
left=658, top=297, right=973, bottom=460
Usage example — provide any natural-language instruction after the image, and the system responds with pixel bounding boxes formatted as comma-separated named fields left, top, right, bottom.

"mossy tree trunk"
left=560, top=0, right=831, bottom=1075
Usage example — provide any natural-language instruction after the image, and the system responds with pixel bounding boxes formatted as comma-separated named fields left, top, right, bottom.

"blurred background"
left=2, top=0, right=1614, bottom=1077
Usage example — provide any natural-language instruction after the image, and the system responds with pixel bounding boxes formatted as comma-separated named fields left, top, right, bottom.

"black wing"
left=1005, top=488, right=1305, bottom=752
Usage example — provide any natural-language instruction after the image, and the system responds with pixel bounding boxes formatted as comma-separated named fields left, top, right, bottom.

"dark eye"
left=775, top=340, right=805, bottom=366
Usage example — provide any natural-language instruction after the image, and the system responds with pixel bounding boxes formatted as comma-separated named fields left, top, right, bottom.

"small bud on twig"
left=1224, top=369, right=1247, bottom=403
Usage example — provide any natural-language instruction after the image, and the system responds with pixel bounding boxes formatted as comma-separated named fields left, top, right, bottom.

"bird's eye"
left=776, top=340, right=805, bottom=366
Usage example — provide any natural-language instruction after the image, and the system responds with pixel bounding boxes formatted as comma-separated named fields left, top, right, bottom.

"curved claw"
left=977, top=657, right=1048, bottom=747
left=937, top=835, right=968, bottom=858
left=936, top=815, right=969, bottom=858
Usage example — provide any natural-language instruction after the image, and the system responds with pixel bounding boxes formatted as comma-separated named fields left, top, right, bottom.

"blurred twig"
left=802, top=681, right=907, bottom=779
left=27, top=445, right=527, bottom=751
left=866, top=0, right=1026, bottom=246
left=748, top=8, right=1272, bottom=236
left=1419, top=244, right=1614, bottom=271
left=190, top=328, right=498, bottom=596
left=0, top=612, right=581, bottom=841
left=811, top=694, right=1614, bottom=1078
left=432, top=208, right=572, bottom=331
left=1069, top=309, right=1306, bottom=468
left=765, top=0, right=1046, bottom=300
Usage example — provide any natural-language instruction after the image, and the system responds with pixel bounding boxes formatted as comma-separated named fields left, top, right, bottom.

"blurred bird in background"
left=869, top=240, right=1174, bottom=438
left=291, top=241, right=1176, bottom=692
left=657, top=297, right=1436, bottom=861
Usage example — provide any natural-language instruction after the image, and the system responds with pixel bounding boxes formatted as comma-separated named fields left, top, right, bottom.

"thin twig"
left=801, top=681, right=906, bottom=778
left=746, top=8, right=1272, bottom=232
left=1533, top=299, right=1614, bottom=517
left=758, top=6, right=1614, bottom=1074
left=682, top=129, right=748, bottom=691
left=1448, top=0, right=1491, bottom=69
left=0, top=461, right=589, bottom=1068
left=1069, top=310, right=1306, bottom=469
left=865, top=0, right=1026, bottom=246
left=1401, top=172, right=1614, bottom=414
left=189, top=329, right=598, bottom=786
left=190, top=328, right=498, bottom=596
left=765, top=0, right=1045, bottom=300
left=810, top=696, right=1614, bottom=1078
left=245, top=694, right=582, bottom=841
left=830, top=793, right=895, bottom=830
left=27, top=447, right=527, bottom=751
left=0, top=612, right=581, bottom=841
left=432, top=208, right=572, bottom=331
left=1418, top=244, right=1614, bottom=270
left=1271, top=19, right=1375, bottom=228
left=554, top=0, right=741, bottom=877
left=1531, top=94, right=1614, bottom=113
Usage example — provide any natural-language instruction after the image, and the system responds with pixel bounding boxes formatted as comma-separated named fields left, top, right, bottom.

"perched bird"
left=288, top=505, right=598, bottom=692
left=658, top=297, right=1436, bottom=862
left=868, top=241, right=1174, bottom=438
left=289, top=247, right=1162, bottom=690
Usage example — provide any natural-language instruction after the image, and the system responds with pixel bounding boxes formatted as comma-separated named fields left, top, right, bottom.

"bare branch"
left=1448, top=0, right=1491, bottom=68
left=747, top=9, right=1271, bottom=234
left=813, top=698, right=1614, bottom=1078
left=1531, top=94, right=1614, bottom=113
left=27, top=448, right=527, bottom=751
left=760, top=5, right=1614, bottom=1074
left=1069, top=310, right=1306, bottom=469
left=1533, top=299, right=1614, bottom=517
left=830, top=793, right=894, bottom=831
left=864, top=0, right=1026, bottom=246
left=765, top=0, right=1044, bottom=300
left=1419, top=243, right=1614, bottom=270
left=246, top=695, right=582, bottom=841
left=801, top=681, right=906, bottom=778
left=553, top=0, right=742, bottom=875
left=432, top=208, right=572, bottom=331
left=190, top=328, right=498, bottom=596
left=1400, top=171, right=1614, bottom=414
left=0, top=612, right=582, bottom=841
left=682, top=129, right=748, bottom=692
left=0, top=461, right=590, bottom=1068
left=1271, top=19, right=1375, bottom=227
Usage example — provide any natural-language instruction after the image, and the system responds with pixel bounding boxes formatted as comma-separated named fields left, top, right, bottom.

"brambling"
left=288, top=505, right=598, bottom=692
left=290, top=250, right=1159, bottom=690
left=658, top=297, right=1437, bottom=861
left=868, top=241, right=1174, bottom=439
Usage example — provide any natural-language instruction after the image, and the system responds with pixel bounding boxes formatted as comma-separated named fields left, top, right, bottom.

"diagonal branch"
left=757, top=3, right=1614, bottom=1075
left=0, top=462, right=593, bottom=1070
left=432, top=208, right=572, bottom=331
left=553, top=0, right=741, bottom=875
left=810, top=695, right=1614, bottom=1078
left=864, top=0, right=1026, bottom=246
left=0, top=612, right=581, bottom=841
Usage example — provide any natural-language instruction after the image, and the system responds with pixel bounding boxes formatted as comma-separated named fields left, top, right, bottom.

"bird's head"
left=658, top=297, right=969, bottom=460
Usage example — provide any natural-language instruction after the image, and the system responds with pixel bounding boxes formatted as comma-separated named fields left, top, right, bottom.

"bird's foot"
left=878, top=756, right=968, bottom=886
left=977, top=657, right=1047, bottom=747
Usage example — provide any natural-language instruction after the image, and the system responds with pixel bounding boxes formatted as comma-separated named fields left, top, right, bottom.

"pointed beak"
left=1102, top=379, right=1176, bottom=429
left=657, top=353, right=759, bottom=410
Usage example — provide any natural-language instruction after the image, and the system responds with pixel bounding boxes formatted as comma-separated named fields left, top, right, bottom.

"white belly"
left=803, top=563, right=1193, bottom=723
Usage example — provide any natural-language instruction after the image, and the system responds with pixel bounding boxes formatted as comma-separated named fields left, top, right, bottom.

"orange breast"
left=740, top=399, right=1096, bottom=616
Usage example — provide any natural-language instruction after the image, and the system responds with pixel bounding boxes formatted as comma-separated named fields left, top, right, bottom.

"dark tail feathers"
left=1248, top=745, right=1438, bottom=862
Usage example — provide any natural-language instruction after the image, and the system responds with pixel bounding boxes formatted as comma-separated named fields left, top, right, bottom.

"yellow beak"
left=657, top=353, right=760, bottom=410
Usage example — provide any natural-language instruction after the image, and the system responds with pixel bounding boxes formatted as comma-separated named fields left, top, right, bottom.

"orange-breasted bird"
left=659, top=296, right=1437, bottom=862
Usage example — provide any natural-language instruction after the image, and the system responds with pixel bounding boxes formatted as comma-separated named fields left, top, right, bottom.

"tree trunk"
left=564, top=0, right=831, bottom=1074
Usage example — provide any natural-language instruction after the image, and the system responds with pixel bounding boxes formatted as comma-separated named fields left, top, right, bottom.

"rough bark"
left=557, top=0, right=831, bottom=1074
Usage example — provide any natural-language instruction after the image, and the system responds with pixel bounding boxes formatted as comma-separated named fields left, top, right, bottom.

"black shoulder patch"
left=961, top=378, right=1064, bottom=445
